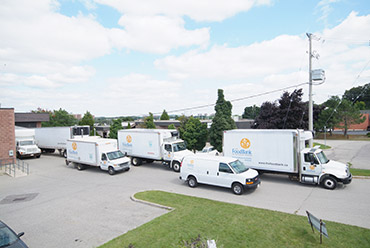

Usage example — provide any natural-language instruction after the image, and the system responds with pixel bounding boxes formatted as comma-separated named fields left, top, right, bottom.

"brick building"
left=0, top=108, right=15, bottom=162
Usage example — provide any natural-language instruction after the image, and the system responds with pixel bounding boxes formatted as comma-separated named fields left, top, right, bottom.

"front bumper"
left=341, top=173, right=352, bottom=184
left=245, top=175, right=261, bottom=188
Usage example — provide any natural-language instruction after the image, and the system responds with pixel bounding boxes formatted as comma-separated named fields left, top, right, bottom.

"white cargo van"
left=180, top=155, right=260, bottom=195
left=223, top=129, right=352, bottom=190
left=15, top=127, right=41, bottom=159
left=118, top=129, right=193, bottom=172
left=65, top=136, right=130, bottom=175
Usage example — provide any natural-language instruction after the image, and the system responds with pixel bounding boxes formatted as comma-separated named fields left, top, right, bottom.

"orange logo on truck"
left=72, top=142, right=77, bottom=151
left=126, top=135, right=132, bottom=143
left=240, top=138, right=251, bottom=149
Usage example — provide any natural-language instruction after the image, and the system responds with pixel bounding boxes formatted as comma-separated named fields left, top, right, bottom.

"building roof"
left=15, top=113, right=49, bottom=122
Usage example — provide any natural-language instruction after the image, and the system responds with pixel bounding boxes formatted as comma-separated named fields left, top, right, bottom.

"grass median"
left=350, top=168, right=370, bottom=177
left=100, top=191, right=370, bottom=248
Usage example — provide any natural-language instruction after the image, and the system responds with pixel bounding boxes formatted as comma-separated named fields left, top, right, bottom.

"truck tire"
left=187, top=176, right=197, bottom=188
left=131, top=157, right=142, bottom=166
left=172, top=161, right=181, bottom=172
left=63, top=150, right=67, bottom=158
left=232, top=183, right=244, bottom=195
left=108, top=166, right=115, bottom=175
left=321, top=176, right=337, bottom=190
left=36, top=154, right=41, bottom=158
left=76, top=163, right=85, bottom=171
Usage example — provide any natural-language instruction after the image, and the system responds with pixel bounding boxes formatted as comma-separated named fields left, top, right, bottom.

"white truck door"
left=301, top=152, right=322, bottom=176
left=100, top=153, right=108, bottom=170
left=163, top=144, right=173, bottom=161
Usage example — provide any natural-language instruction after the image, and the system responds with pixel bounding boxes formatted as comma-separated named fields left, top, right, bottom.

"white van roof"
left=184, top=154, right=237, bottom=163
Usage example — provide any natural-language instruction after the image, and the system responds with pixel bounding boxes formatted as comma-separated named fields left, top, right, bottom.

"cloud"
left=315, top=0, right=340, bottom=26
left=109, top=15, right=209, bottom=54
left=96, top=0, right=272, bottom=22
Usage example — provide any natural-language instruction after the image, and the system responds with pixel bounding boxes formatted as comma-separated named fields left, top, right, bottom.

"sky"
left=1, top=0, right=370, bottom=117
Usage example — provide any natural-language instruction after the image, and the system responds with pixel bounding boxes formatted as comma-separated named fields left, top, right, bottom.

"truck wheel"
left=63, top=150, right=67, bottom=158
left=232, top=183, right=244, bottom=195
left=108, top=166, right=115, bottom=175
left=36, top=154, right=41, bottom=158
left=131, top=157, right=142, bottom=166
left=16, top=152, right=20, bottom=159
left=172, top=162, right=181, bottom=172
left=321, top=176, right=337, bottom=190
left=76, top=163, right=85, bottom=171
left=187, top=176, right=197, bottom=188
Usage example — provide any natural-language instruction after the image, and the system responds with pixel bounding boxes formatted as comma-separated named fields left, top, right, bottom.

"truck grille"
left=27, top=148, right=38, bottom=153
left=119, top=162, right=129, bottom=167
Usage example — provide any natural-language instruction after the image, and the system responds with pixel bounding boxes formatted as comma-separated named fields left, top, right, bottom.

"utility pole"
left=307, top=33, right=313, bottom=148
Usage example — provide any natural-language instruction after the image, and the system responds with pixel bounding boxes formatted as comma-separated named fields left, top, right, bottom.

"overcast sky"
left=1, top=0, right=369, bottom=117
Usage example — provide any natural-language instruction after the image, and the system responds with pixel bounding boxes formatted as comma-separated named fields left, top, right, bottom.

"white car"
left=199, top=146, right=220, bottom=156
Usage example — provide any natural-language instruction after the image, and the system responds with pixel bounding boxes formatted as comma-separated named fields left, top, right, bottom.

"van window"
left=101, top=153, right=107, bottom=161
left=164, top=144, right=172, bottom=152
left=219, top=163, right=233, bottom=173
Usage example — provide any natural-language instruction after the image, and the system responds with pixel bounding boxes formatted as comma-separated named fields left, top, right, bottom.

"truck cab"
left=300, top=146, right=352, bottom=189
left=163, top=140, right=193, bottom=172
left=100, top=150, right=130, bottom=175
left=16, top=138, right=41, bottom=159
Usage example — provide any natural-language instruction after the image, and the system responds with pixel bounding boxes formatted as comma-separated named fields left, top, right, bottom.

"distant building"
left=334, top=110, right=370, bottom=131
left=15, top=112, right=49, bottom=128
left=134, top=119, right=254, bottom=129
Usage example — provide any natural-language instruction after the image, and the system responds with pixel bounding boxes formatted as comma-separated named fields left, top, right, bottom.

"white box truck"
left=223, top=129, right=352, bottom=190
left=15, top=127, right=41, bottom=159
left=118, top=129, right=193, bottom=172
left=180, top=154, right=260, bottom=195
left=65, top=136, right=130, bottom=175
left=35, top=126, right=90, bottom=157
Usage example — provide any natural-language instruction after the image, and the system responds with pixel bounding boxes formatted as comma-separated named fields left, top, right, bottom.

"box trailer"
left=35, top=126, right=90, bottom=157
left=15, top=127, right=41, bottom=159
left=118, top=129, right=193, bottom=172
left=65, top=136, right=130, bottom=175
left=223, top=129, right=352, bottom=190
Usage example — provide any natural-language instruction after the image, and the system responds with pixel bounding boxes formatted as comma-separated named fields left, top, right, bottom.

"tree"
left=109, top=118, right=123, bottom=139
left=168, top=124, right=176, bottom=129
left=79, top=111, right=95, bottom=135
left=144, top=112, right=156, bottom=129
left=160, top=109, right=170, bottom=120
left=182, top=117, right=208, bottom=152
left=254, top=101, right=278, bottom=129
left=336, top=99, right=366, bottom=137
left=316, top=96, right=342, bottom=134
left=209, top=89, right=236, bottom=152
left=242, top=105, right=260, bottom=119
left=343, top=83, right=370, bottom=109
left=41, top=108, right=77, bottom=127
left=178, top=115, right=189, bottom=139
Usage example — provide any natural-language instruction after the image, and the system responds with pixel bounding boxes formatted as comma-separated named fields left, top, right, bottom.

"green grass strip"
left=350, top=168, right=370, bottom=177
left=100, top=191, right=370, bottom=248
left=313, top=142, right=331, bottom=149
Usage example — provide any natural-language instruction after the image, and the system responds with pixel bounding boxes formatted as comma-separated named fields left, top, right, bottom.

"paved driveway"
left=315, top=139, right=370, bottom=169
left=1, top=153, right=369, bottom=247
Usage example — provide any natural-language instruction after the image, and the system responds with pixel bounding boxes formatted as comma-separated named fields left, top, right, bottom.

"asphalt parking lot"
left=1, top=144, right=370, bottom=247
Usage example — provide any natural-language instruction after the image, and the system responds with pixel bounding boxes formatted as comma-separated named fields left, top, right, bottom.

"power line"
left=153, top=82, right=308, bottom=115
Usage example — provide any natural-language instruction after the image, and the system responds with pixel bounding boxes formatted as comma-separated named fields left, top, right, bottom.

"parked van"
left=179, top=155, right=260, bottom=195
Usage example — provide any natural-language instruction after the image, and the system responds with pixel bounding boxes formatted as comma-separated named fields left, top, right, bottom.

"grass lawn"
left=313, top=142, right=331, bottom=149
left=315, top=133, right=370, bottom=141
left=100, top=191, right=370, bottom=248
left=350, top=168, right=370, bottom=177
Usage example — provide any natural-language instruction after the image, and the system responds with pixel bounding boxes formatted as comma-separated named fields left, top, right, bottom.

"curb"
left=130, top=193, right=174, bottom=211
left=353, top=176, right=370, bottom=179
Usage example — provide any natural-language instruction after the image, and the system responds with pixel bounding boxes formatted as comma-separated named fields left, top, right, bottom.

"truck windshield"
left=229, top=160, right=249, bottom=174
left=173, top=142, right=187, bottom=152
left=316, top=151, right=329, bottom=164
left=20, top=140, right=34, bottom=146
left=107, top=151, right=125, bottom=160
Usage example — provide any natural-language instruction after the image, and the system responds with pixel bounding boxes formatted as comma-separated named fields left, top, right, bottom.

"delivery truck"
left=15, top=127, right=41, bottom=159
left=35, top=126, right=90, bottom=157
left=118, top=129, right=193, bottom=172
left=180, top=154, right=260, bottom=195
left=65, top=136, right=130, bottom=175
left=223, top=129, right=352, bottom=190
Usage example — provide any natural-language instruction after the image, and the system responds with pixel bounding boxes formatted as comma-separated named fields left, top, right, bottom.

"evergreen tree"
left=144, top=112, right=156, bottom=129
left=209, top=89, right=236, bottom=152
left=160, top=109, right=170, bottom=120
left=109, top=118, right=123, bottom=139
left=79, top=111, right=95, bottom=135
left=336, top=99, right=366, bottom=137
left=168, top=124, right=176, bottom=129
left=182, top=117, right=208, bottom=152
left=242, top=105, right=260, bottom=119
